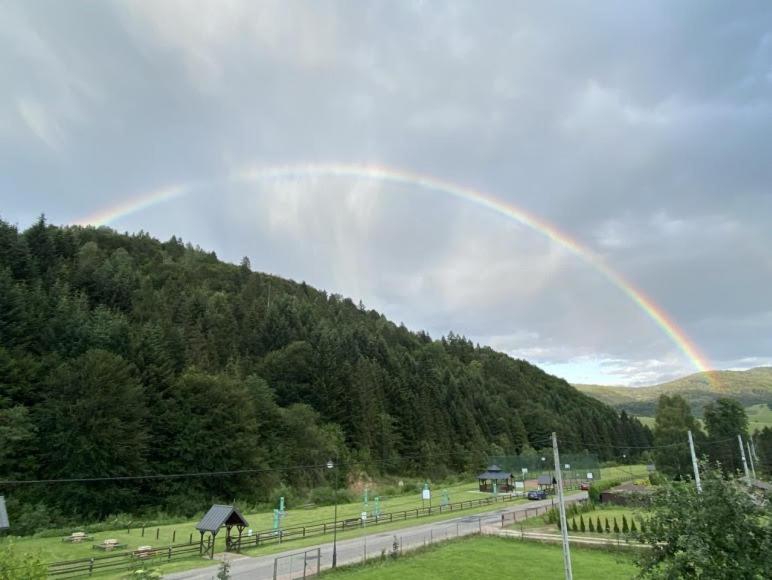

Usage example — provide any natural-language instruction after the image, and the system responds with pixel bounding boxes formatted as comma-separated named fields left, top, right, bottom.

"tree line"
left=652, top=393, right=772, bottom=479
left=0, top=216, right=651, bottom=527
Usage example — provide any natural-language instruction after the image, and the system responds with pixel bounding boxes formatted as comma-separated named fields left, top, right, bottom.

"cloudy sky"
left=2, top=1, right=771, bottom=386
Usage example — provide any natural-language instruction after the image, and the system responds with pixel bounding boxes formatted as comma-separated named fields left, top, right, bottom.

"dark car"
left=580, top=482, right=590, bottom=491
left=527, top=489, right=547, bottom=500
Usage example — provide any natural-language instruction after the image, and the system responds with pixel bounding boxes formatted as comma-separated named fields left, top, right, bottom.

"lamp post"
left=327, top=458, right=338, bottom=568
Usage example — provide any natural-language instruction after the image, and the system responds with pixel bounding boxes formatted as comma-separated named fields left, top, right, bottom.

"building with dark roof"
left=477, top=465, right=513, bottom=492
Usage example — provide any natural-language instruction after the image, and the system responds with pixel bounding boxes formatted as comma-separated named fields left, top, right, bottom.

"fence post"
left=172, top=530, right=176, bottom=543
left=168, top=546, right=172, bottom=561
left=88, top=558, right=94, bottom=576
left=478, top=517, right=482, bottom=534
left=273, top=556, right=278, bottom=580
left=156, top=528, right=160, bottom=540
left=141, top=525, right=145, bottom=537
left=189, top=533, right=193, bottom=545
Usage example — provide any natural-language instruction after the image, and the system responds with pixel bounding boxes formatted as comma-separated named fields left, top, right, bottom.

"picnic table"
left=62, top=532, right=93, bottom=543
left=93, top=538, right=127, bottom=551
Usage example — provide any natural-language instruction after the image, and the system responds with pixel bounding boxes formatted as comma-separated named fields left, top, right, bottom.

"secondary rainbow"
left=76, top=162, right=715, bottom=381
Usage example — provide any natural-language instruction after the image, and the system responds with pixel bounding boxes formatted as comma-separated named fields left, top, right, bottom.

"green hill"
left=576, top=368, right=772, bottom=419
left=0, top=217, right=650, bottom=529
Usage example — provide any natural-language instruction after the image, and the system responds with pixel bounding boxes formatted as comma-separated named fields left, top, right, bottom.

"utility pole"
left=738, top=435, right=750, bottom=483
left=687, top=430, right=702, bottom=493
left=750, top=437, right=759, bottom=462
left=746, top=441, right=756, bottom=481
left=552, top=432, right=573, bottom=580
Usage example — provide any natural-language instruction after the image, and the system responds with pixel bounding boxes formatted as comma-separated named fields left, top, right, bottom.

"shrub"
left=596, top=516, right=603, bottom=533
left=622, top=515, right=629, bottom=533
left=570, top=517, right=577, bottom=532
left=0, top=542, right=46, bottom=579
left=588, top=518, right=595, bottom=533
left=613, top=518, right=620, bottom=534
left=605, top=517, right=610, bottom=533
left=579, top=515, right=586, bottom=532
left=630, top=520, right=638, bottom=533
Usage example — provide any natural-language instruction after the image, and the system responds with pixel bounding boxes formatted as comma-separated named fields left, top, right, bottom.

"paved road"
left=165, top=492, right=587, bottom=579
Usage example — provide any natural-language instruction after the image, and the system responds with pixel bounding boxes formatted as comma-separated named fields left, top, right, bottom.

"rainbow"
left=75, top=162, right=715, bottom=382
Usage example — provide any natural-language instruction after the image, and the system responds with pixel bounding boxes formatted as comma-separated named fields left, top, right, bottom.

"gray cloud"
left=2, top=0, right=771, bottom=385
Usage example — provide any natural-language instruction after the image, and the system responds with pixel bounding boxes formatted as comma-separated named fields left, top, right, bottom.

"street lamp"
left=327, top=458, right=338, bottom=568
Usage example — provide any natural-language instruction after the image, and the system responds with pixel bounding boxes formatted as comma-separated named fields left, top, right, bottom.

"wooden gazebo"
left=196, top=505, right=249, bottom=559
left=537, top=474, right=557, bottom=493
left=477, top=465, right=513, bottom=492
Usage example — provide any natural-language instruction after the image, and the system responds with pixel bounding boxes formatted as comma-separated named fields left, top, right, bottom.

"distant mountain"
left=576, top=367, right=772, bottom=417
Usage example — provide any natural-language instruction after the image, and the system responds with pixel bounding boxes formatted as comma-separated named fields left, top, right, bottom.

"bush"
left=0, top=542, right=46, bottom=579
left=588, top=518, right=595, bottom=533
left=613, top=518, right=620, bottom=534
left=596, top=516, right=603, bottom=533
left=579, top=515, right=586, bottom=532
left=630, top=520, right=637, bottom=533
left=622, top=515, right=629, bottom=534
left=605, top=517, right=610, bottom=533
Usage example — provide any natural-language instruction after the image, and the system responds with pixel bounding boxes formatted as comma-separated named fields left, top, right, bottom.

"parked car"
left=580, top=482, right=590, bottom=491
left=527, top=489, right=548, bottom=500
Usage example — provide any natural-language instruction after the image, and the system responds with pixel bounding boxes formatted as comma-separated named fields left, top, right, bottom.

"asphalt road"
left=165, top=491, right=587, bottom=580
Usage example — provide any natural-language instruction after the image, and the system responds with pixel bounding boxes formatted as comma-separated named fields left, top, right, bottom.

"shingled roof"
left=196, top=505, right=248, bottom=533
left=0, top=496, right=9, bottom=530
left=477, top=465, right=512, bottom=480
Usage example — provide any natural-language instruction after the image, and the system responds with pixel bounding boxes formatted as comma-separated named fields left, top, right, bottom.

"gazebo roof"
left=196, top=505, right=248, bottom=533
left=477, top=465, right=512, bottom=480
left=0, top=496, right=9, bottom=530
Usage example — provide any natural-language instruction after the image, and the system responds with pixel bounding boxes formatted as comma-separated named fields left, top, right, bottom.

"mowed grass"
left=3, top=479, right=499, bottom=565
left=4, top=465, right=646, bottom=575
left=323, top=536, right=637, bottom=579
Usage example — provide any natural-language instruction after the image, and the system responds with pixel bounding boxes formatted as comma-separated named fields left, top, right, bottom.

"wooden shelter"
left=196, top=505, right=249, bottom=559
left=477, top=464, right=513, bottom=492
left=537, top=474, right=557, bottom=493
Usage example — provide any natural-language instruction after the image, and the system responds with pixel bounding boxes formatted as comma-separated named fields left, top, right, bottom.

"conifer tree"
left=579, top=514, right=586, bottom=532
left=588, top=518, right=595, bottom=533
left=597, top=516, right=603, bottom=533
left=622, top=514, right=629, bottom=533
left=605, top=517, right=610, bottom=532
left=613, top=517, right=620, bottom=533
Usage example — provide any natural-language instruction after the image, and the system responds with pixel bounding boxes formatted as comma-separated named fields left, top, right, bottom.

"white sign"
left=515, top=481, right=524, bottom=489
left=247, top=529, right=253, bottom=536
left=565, top=464, right=570, bottom=469
left=361, top=512, right=368, bottom=521
left=521, top=468, right=528, bottom=474
left=587, top=473, right=593, bottom=480
left=422, top=489, right=431, bottom=500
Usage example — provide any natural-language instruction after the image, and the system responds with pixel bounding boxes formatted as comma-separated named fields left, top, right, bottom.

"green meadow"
left=322, top=536, right=637, bottom=579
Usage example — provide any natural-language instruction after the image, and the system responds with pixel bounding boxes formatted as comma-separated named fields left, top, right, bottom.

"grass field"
left=636, top=403, right=771, bottom=433
left=322, top=536, right=637, bottom=579
left=2, top=465, right=647, bottom=578
left=747, top=403, right=772, bottom=432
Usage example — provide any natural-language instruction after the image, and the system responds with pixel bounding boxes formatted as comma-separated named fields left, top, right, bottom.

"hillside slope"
left=576, top=368, right=772, bottom=417
left=0, top=217, right=650, bottom=521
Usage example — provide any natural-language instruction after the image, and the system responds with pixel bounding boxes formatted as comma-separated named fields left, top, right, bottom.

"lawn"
left=3, top=465, right=646, bottom=577
left=1, top=479, right=512, bottom=566
left=322, top=536, right=637, bottom=579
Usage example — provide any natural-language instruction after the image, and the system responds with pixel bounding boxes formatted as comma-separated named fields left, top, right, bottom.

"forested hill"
left=0, top=217, right=650, bottom=520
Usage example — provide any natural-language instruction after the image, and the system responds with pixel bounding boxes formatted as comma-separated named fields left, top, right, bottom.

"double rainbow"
left=76, top=162, right=715, bottom=383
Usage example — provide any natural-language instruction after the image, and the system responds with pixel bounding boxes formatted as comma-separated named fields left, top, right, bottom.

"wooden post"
left=172, top=530, right=176, bottom=543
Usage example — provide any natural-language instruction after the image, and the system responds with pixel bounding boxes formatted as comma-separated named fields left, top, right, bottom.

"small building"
left=537, top=474, right=557, bottom=493
left=477, top=465, right=513, bottom=492
left=0, top=496, right=8, bottom=531
left=196, top=505, right=249, bottom=559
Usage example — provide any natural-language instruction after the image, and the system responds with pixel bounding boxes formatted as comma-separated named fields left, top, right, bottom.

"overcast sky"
left=2, top=1, right=771, bottom=386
